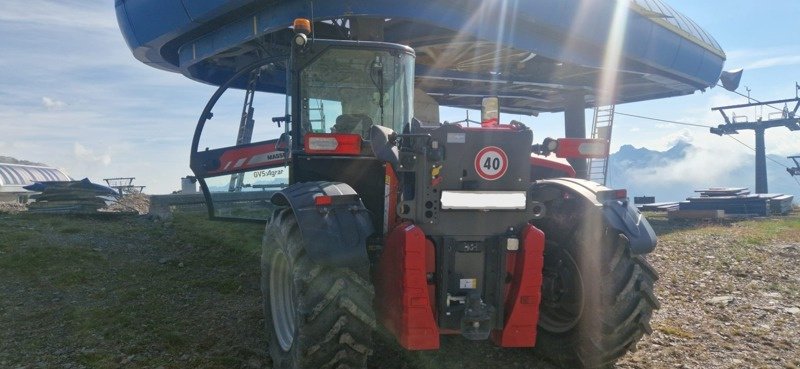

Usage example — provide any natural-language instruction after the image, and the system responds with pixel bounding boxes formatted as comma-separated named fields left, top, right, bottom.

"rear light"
left=314, top=195, right=332, bottom=206
left=304, top=133, right=362, bottom=155
left=554, top=138, right=609, bottom=159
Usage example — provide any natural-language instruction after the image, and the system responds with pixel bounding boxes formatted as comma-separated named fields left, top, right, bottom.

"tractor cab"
left=190, top=33, right=414, bottom=223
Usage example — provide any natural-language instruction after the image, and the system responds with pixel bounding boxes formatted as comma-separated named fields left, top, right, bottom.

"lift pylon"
left=710, top=97, right=800, bottom=194
left=789, top=155, right=800, bottom=176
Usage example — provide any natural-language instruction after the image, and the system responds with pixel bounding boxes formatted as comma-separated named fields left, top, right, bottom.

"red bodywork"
left=375, top=222, right=546, bottom=349
left=209, top=141, right=286, bottom=175
left=530, top=155, right=576, bottom=180
left=554, top=138, right=609, bottom=159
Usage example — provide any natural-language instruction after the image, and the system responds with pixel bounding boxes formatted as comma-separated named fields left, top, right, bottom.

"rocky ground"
left=0, top=209, right=797, bottom=368
left=618, top=215, right=800, bottom=369
left=104, top=193, right=150, bottom=214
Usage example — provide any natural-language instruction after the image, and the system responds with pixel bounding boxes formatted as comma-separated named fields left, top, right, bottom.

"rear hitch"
left=460, top=292, right=495, bottom=340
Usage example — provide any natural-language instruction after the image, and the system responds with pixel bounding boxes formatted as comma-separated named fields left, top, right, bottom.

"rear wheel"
left=261, top=208, right=376, bottom=369
left=534, top=210, right=660, bottom=368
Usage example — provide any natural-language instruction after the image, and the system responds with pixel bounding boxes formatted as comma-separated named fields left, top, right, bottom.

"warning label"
left=474, top=146, right=508, bottom=180
left=459, top=278, right=477, bottom=289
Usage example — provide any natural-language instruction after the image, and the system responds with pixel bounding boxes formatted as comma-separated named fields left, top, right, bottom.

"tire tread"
left=263, top=208, right=375, bottom=369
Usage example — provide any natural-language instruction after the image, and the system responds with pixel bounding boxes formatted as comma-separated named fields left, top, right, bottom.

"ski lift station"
left=117, top=0, right=729, bottom=179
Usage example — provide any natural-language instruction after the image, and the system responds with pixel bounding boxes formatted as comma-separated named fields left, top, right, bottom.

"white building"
left=0, top=163, right=71, bottom=202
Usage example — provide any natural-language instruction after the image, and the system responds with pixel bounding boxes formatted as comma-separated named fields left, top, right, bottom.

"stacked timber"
left=634, top=196, right=656, bottom=205
left=760, top=194, right=795, bottom=215
left=672, top=187, right=794, bottom=218
left=638, top=202, right=680, bottom=212
left=24, top=178, right=118, bottom=214
left=634, top=196, right=679, bottom=212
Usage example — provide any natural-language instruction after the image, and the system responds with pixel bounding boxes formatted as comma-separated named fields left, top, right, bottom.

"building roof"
left=0, top=163, right=72, bottom=193
left=116, top=0, right=728, bottom=114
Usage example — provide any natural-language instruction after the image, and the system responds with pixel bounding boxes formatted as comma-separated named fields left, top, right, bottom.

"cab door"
left=190, top=59, right=290, bottom=221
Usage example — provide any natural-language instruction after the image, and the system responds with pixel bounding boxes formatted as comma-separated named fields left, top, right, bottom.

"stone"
left=706, top=296, right=734, bottom=306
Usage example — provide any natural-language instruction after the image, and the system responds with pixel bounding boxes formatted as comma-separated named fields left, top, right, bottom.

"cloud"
left=624, top=129, right=750, bottom=187
left=73, top=142, right=111, bottom=166
left=726, top=46, right=800, bottom=71
left=745, top=55, right=800, bottom=71
left=41, top=96, right=66, bottom=109
left=0, top=1, right=116, bottom=31
left=665, top=129, right=694, bottom=146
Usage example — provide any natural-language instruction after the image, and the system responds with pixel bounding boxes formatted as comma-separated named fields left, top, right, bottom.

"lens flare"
left=597, top=0, right=632, bottom=106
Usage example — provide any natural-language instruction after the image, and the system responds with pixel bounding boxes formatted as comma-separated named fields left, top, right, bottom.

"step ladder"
left=588, top=105, right=615, bottom=185
left=308, top=100, right=326, bottom=131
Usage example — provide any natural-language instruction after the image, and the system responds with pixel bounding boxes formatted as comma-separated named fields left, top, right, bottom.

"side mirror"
left=369, top=125, right=399, bottom=169
left=276, top=132, right=291, bottom=150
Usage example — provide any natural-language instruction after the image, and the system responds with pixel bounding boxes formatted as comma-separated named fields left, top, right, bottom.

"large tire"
left=261, top=207, right=376, bottom=369
left=533, top=207, right=660, bottom=368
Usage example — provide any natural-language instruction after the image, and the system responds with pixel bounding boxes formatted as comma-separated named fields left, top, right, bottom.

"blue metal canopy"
left=115, top=0, right=726, bottom=114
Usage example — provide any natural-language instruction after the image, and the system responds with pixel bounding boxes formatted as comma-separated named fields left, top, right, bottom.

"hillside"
left=0, top=211, right=798, bottom=368
left=0, top=156, right=47, bottom=167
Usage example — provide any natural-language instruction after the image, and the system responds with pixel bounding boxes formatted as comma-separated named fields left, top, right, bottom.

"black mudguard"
left=270, top=181, right=374, bottom=268
left=530, top=178, right=657, bottom=254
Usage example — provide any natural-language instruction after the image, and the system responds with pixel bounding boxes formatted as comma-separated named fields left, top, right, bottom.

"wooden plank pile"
left=24, top=178, right=119, bottom=214
left=638, top=202, right=680, bottom=212
left=673, top=187, right=794, bottom=219
left=634, top=196, right=679, bottom=212
left=761, top=193, right=794, bottom=215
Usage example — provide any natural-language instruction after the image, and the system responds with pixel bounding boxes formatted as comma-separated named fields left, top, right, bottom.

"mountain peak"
left=665, top=140, right=692, bottom=159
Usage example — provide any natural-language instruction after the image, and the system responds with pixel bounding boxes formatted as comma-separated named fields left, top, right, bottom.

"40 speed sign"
left=474, top=146, right=508, bottom=180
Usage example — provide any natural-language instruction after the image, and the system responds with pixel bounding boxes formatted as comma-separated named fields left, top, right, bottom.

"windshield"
left=300, top=48, right=414, bottom=138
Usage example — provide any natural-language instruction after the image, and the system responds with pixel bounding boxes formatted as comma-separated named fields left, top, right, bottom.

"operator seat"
left=332, top=114, right=373, bottom=136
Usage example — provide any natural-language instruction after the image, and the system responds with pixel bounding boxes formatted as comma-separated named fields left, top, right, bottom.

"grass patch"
left=0, top=246, right=107, bottom=287
left=171, top=213, right=264, bottom=254
left=739, top=216, right=800, bottom=245
left=58, top=226, right=85, bottom=234
left=0, top=231, right=32, bottom=250
left=169, top=213, right=265, bottom=269
left=656, top=323, right=695, bottom=339
left=75, top=350, right=116, bottom=368
left=651, top=212, right=800, bottom=246
left=0, top=212, right=268, bottom=368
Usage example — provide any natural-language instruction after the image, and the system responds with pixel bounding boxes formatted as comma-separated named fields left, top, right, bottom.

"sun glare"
left=597, top=0, right=632, bottom=106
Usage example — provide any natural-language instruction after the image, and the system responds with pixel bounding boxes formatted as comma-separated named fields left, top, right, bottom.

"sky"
left=0, top=0, right=799, bottom=194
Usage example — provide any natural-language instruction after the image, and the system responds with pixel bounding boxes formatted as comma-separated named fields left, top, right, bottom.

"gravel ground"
left=618, top=214, right=800, bottom=369
left=0, top=210, right=797, bottom=368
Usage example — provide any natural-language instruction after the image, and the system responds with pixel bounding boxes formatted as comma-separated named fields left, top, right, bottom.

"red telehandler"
left=186, top=22, right=659, bottom=369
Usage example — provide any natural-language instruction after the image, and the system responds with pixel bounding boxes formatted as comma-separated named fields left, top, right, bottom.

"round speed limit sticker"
left=474, top=146, right=508, bottom=180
